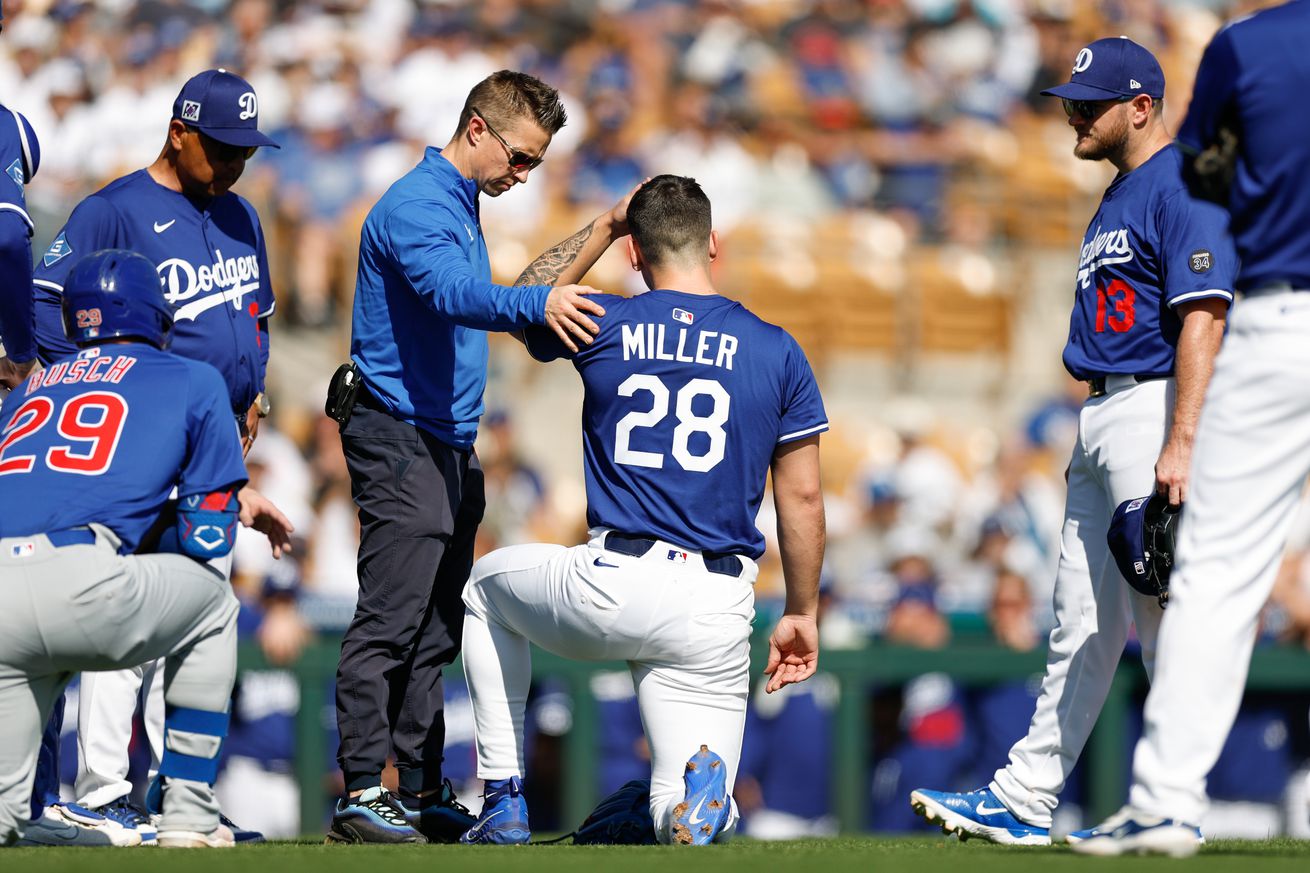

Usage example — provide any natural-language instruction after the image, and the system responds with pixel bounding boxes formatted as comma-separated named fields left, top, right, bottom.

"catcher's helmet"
left=1108, top=492, right=1181, bottom=608
left=61, top=249, right=173, bottom=349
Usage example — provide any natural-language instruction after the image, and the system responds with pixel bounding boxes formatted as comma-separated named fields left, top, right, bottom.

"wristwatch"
left=254, top=392, right=271, bottom=418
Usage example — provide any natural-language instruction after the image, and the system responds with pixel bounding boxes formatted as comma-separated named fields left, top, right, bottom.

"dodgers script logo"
left=1077, top=225, right=1135, bottom=289
left=158, top=248, right=261, bottom=322
left=1073, top=48, right=1093, bottom=74
left=238, top=92, right=258, bottom=120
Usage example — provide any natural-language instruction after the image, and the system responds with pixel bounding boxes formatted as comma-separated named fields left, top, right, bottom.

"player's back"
left=0, top=342, right=246, bottom=552
left=1187, top=1, right=1310, bottom=287
left=530, top=289, right=827, bottom=559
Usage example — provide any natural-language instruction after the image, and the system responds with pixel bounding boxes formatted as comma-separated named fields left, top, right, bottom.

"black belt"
left=1087, top=374, right=1170, bottom=398
left=47, top=527, right=95, bottom=548
left=604, top=532, right=743, bottom=578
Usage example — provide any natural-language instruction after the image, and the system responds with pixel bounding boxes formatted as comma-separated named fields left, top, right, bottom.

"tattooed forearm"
left=516, top=223, right=595, bottom=286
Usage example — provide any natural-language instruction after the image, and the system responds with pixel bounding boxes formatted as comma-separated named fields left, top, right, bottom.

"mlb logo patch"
left=1127, top=497, right=1148, bottom=513
left=10, top=542, right=35, bottom=559
left=1190, top=250, right=1212, bottom=273
left=181, top=100, right=202, bottom=122
left=667, top=549, right=689, bottom=564
left=672, top=308, right=694, bottom=325
left=6, top=157, right=23, bottom=186
left=43, top=231, right=72, bottom=267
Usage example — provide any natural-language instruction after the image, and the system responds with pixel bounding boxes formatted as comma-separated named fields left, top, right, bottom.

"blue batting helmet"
left=61, top=249, right=173, bottom=348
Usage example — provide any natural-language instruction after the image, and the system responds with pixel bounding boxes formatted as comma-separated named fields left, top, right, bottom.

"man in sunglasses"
left=909, top=37, right=1235, bottom=849
left=327, top=69, right=638, bottom=845
left=26, top=67, right=281, bottom=845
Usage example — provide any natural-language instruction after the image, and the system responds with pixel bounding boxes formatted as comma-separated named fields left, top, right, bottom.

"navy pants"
left=335, top=389, right=485, bottom=795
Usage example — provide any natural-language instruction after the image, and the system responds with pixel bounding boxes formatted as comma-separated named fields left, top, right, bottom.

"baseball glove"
left=1108, top=492, right=1181, bottom=608
left=570, top=779, right=657, bottom=845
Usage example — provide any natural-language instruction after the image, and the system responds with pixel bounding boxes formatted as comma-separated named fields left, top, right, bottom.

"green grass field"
left=9, top=837, right=1310, bottom=873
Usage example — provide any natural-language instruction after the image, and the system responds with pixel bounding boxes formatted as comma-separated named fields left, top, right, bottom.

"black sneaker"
left=325, top=787, right=427, bottom=844
left=400, top=779, right=476, bottom=843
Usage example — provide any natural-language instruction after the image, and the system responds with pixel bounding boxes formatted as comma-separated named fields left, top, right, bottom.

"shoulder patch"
left=43, top=231, right=73, bottom=267
left=6, top=158, right=23, bottom=187
left=1189, top=250, right=1212, bottom=273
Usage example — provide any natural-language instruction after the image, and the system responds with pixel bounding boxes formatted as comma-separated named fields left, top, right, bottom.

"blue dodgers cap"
left=1041, top=37, right=1165, bottom=102
left=172, top=68, right=279, bottom=150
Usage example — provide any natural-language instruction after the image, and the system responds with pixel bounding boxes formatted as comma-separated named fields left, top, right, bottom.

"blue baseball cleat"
left=91, top=796, right=158, bottom=845
left=325, top=786, right=427, bottom=844
left=459, top=776, right=530, bottom=845
left=219, top=812, right=264, bottom=844
left=1067, top=806, right=1203, bottom=857
left=908, top=786, right=1050, bottom=846
left=671, top=745, right=731, bottom=845
left=399, top=779, right=476, bottom=843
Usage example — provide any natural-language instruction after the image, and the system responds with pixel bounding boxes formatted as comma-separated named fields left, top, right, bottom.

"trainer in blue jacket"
left=328, top=69, right=639, bottom=845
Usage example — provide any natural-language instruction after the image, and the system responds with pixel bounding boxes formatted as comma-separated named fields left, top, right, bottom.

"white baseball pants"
left=1130, top=290, right=1310, bottom=824
left=461, top=530, right=757, bottom=844
left=991, top=377, right=1171, bottom=828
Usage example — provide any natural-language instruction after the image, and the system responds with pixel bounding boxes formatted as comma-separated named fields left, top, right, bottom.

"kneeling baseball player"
left=458, top=175, right=826, bottom=845
left=0, top=249, right=291, bottom=848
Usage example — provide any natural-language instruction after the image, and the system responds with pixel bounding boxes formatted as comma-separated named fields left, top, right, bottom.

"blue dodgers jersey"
left=528, top=289, right=828, bottom=558
left=0, top=342, right=248, bottom=552
left=31, top=170, right=274, bottom=412
left=1062, top=146, right=1236, bottom=381
left=1179, top=1, right=1310, bottom=292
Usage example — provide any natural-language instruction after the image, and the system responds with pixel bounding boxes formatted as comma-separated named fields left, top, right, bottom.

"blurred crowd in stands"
left=14, top=0, right=1310, bottom=842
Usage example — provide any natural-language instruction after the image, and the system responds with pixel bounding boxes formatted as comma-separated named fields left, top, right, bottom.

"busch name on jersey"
left=0, top=342, right=248, bottom=553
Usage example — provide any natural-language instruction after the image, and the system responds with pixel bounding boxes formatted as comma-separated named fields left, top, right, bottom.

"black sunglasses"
left=184, top=125, right=257, bottom=162
left=1061, top=95, right=1134, bottom=120
left=470, top=108, right=543, bottom=172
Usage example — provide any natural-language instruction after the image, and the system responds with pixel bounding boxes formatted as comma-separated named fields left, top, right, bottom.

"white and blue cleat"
left=459, top=776, right=530, bottom=845
left=1067, top=806, right=1203, bottom=857
left=909, top=786, right=1051, bottom=846
left=671, top=745, right=731, bottom=845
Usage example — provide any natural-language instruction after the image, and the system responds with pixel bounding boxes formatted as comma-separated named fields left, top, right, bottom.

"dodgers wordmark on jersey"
left=1062, top=145, right=1237, bottom=381
left=0, top=342, right=247, bottom=553
left=31, top=170, right=274, bottom=412
left=528, top=288, right=828, bottom=558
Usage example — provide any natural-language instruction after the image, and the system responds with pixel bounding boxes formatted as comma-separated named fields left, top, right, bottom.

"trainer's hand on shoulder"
left=238, top=485, right=294, bottom=558
left=544, top=284, right=606, bottom=353
left=764, top=614, right=819, bottom=693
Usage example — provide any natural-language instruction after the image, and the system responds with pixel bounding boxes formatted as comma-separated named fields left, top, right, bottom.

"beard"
left=1074, top=110, right=1130, bottom=163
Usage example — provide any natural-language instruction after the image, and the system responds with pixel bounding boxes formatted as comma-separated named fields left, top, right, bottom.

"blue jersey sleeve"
left=777, top=332, right=828, bottom=444
left=33, top=195, right=125, bottom=362
left=0, top=110, right=38, bottom=362
left=177, top=360, right=249, bottom=500
left=385, top=199, right=550, bottom=330
left=1177, top=26, right=1239, bottom=156
left=1157, top=190, right=1237, bottom=308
